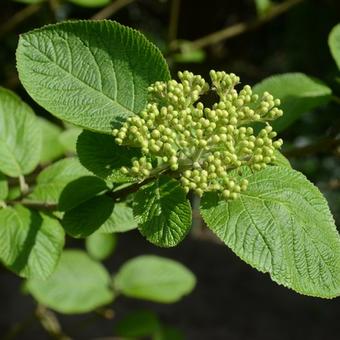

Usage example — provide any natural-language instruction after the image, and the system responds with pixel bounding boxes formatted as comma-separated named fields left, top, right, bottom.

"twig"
left=168, top=0, right=181, bottom=44
left=0, top=4, right=42, bottom=39
left=172, top=0, right=304, bottom=51
left=91, top=0, right=136, bottom=20
left=8, top=199, right=58, bottom=211
left=36, top=305, right=72, bottom=340
left=19, top=175, right=29, bottom=195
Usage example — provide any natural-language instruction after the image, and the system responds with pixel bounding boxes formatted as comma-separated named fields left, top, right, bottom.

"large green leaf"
left=77, top=130, right=140, bottom=182
left=86, top=233, right=117, bottom=261
left=253, top=73, right=332, bottom=132
left=38, top=117, right=64, bottom=165
left=30, top=158, right=89, bottom=205
left=114, top=255, right=196, bottom=303
left=329, top=23, right=340, bottom=70
left=0, top=88, right=42, bottom=177
left=17, top=20, right=170, bottom=133
left=26, top=250, right=114, bottom=314
left=0, top=205, right=64, bottom=279
left=62, top=195, right=114, bottom=238
left=58, top=175, right=107, bottom=211
left=200, top=166, right=340, bottom=298
left=0, top=173, right=8, bottom=200
left=98, top=202, right=137, bottom=233
left=133, top=176, right=192, bottom=247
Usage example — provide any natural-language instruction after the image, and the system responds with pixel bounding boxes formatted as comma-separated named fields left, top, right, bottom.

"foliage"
left=0, top=19, right=339, bottom=338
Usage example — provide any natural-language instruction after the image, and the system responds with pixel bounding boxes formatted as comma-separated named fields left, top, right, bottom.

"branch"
left=91, top=0, right=136, bottom=20
left=172, top=0, right=304, bottom=51
left=168, top=0, right=181, bottom=43
left=0, top=4, right=42, bottom=39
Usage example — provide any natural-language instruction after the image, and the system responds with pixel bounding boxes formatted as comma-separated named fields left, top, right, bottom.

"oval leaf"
left=26, top=250, right=114, bottom=313
left=200, top=166, right=340, bottom=298
left=98, top=202, right=137, bottom=233
left=114, top=255, right=196, bottom=303
left=17, top=20, right=170, bottom=133
left=0, top=88, right=42, bottom=177
left=77, top=130, right=140, bottom=183
left=39, top=117, right=65, bottom=165
left=30, top=158, right=90, bottom=205
left=329, top=23, right=340, bottom=70
left=253, top=73, right=332, bottom=132
left=86, top=233, right=117, bottom=261
left=133, top=176, right=192, bottom=247
left=0, top=206, right=64, bottom=279
left=62, top=195, right=114, bottom=238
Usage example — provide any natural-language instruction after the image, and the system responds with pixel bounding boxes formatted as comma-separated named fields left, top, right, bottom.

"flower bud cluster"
left=113, top=70, right=283, bottom=199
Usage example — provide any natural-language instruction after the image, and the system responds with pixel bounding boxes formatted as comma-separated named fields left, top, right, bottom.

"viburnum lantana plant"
left=0, top=19, right=338, bottom=308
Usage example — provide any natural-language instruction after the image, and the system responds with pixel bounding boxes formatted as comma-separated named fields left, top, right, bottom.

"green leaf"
left=200, top=166, right=340, bottom=298
left=26, top=250, right=114, bottom=314
left=58, top=176, right=107, bottom=211
left=68, top=0, right=111, bottom=8
left=0, top=205, right=64, bottom=279
left=154, top=326, right=185, bottom=340
left=329, top=23, right=340, bottom=70
left=86, top=232, right=117, bottom=261
left=98, top=202, right=137, bottom=233
left=114, top=255, right=196, bottom=303
left=77, top=130, right=140, bottom=183
left=39, top=117, right=64, bottom=164
left=115, top=310, right=161, bottom=338
left=30, top=158, right=89, bottom=205
left=0, top=87, right=42, bottom=177
left=0, top=173, right=8, bottom=200
left=272, top=150, right=291, bottom=168
left=253, top=73, right=332, bottom=132
left=17, top=20, right=171, bottom=133
left=133, top=176, right=192, bottom=247
left=254, top=0, right=272, bottom=17
left=62, top=195, right=114, bottom=238
left=58, top=128, right=81, bottom=154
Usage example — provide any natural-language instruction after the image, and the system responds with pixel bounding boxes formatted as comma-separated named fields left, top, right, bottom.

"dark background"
left=1, top=0, right=340, bottom=339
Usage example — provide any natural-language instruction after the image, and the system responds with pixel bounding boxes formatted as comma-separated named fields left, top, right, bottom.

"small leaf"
left=0, top=87, right=42, bottom=177
left=133, top=176, right=192, bottom=247
left=39, top=117, right=64, bottom=164
left=99, top=202, right=138, bottom=233
left=253, top=73, right=332, bottom=132
left=329, top=23, right=340, bottom=70
left=58, top=176, right=108, bottom=211
left=114, top=255, right=196, bottom=303
left=77, top=130, right=140, bottom=183
left=26, top=250, right=114, bottom=314
left=30, top=158, right=90, bottom=205
left=68, top=0, right=111, bottom=7
left=115, top=310, right=161, bottom=338
left=58, top=128, right=81, bottom=154
left=86, top=233, right=117, bottom=261
left=200, top=166, right=340, bottom=298
left=0, top=173, right=8, bottom=200
left=62, top=195, right=114, bottom=238
left=0, top=205, right=64, bottom=279
left=17, top=20, right=170, bottom=133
